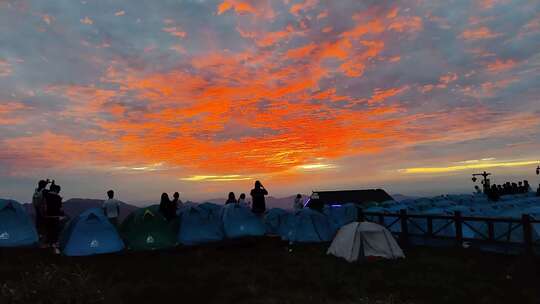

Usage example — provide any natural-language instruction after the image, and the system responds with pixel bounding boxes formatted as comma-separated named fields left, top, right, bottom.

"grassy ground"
left=0, top=239, right=539, bottom=304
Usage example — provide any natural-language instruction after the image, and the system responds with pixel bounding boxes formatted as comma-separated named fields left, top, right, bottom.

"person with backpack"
left=44, top=181, right=65, bottom=253
left=32, top=179, right=50, bottom=241
left=103, top=190, right=121, bottom=226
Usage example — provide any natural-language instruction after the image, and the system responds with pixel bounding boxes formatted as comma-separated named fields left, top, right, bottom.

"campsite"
left=1, top=192, right=540, bottom=303
left=2, top=1, right=540, bottom=302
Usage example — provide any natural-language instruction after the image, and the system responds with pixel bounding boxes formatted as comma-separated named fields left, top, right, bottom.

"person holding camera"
left=250, top=180, right=268, bottom=216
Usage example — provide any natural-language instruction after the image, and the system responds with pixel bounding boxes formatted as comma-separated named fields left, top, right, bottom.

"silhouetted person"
left=45, top=181, right=64, bottom=252
left=32, top=179, right=50, bottom=241
left=250, top=181, right=268, bottom=215
left=474, top=185, right=482, bottom=195
left=238, top=193, right=248, bottom=207
left=537, top=184, right=540, bottom=197
left=159, top=193, right=176, bottom=221
left=225, top=192, right=237, bottom=205
left=488, top=184, right=500, bottom=201
left=497, top=184, right=503, bottom=195
left=103, top=190, right=120, bottom=226
left=518, top=181, right=524, bottom=193
left=524, top=180, right=531, bottom=193
left=511, top=183, right=519, bottom=194
left=172, top=192, right=182, bottom=209
left=293, top=194, right=303, bottom=210
left=504, top=182, right=511, bottom=195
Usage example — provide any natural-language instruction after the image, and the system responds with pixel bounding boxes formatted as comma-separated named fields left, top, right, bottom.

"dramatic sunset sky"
left=1, top=0, right=539, bottom=204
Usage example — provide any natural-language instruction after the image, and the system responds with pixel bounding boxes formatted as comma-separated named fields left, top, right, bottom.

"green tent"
left=119, top=205, right=178, bottom=251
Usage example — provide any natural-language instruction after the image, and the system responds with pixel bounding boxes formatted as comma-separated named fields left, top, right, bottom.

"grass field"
left=1, top=239, right=539, bottom=304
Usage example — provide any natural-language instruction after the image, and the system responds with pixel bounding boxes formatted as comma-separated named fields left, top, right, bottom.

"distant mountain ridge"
left=24, top=198, right=138, bottom=221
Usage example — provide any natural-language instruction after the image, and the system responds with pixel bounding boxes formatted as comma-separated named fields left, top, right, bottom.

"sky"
left=0, top=0, right=539, bottom=204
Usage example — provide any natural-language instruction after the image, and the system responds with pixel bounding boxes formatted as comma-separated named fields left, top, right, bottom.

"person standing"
left=32, top=179, right=50, bottom=241
left=225, top=192, right=237, bottom=205
left=250, top=181, right=268, bottom=215
left=238, top=193, right=248, bottom=207
left=172, top=192, right=183, bottom=210
left=293, top=194, right=304, bottom=211
left=44, top=181, right=64, bottom=253
left=103, top=190, right=121, bottom=226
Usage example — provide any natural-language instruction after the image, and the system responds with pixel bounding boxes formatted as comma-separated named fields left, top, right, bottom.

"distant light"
left=402, top=160, right=540, bottom=174
left=297, top=163, right=336, bottom=170
left=180, top=175, right=253, bottom=182
left=303, top=198, right=311, bottom=207
left=330, top=204, right=342, bottom=207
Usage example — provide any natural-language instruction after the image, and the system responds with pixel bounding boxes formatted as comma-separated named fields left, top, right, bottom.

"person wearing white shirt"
left=103, top=190, right=120, bottom=226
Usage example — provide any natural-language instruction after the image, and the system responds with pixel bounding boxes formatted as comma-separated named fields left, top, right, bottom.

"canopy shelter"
left=59, top=208, right=124, bottom=256
left=177, top=203, right=224, bottom=245
left=120, top=205, right=177, bottom=250
left=327, top=221, right=405, bottom=262
left=221, top=204, right=266, bottom=239
left=0, top=199, right=38, bottom=247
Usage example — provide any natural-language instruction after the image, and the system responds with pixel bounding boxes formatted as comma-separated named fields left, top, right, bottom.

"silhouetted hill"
left=391, top=194, right=420, bottom=202
left=24, top=198, right=138, bottom=221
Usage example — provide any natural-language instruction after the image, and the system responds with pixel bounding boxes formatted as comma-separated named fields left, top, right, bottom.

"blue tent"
left=221, top=204, right=266, bottom=238
left=0, top=199, right=38, bottom=247
left=323, top=203, right=358, bottom=230
left=264, top=208, right=294, bottom=236
left=285, top=208, right=335, bottom=243
left=59, top=208, right=124, bottom=256
left=177, top=203, right=224, bottom=245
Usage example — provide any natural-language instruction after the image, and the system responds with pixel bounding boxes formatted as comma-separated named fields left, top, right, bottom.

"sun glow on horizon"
left=401, top=160, right=540, bottom=174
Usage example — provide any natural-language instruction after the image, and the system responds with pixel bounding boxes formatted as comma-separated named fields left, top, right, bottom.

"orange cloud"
left=369, top=86, right=408, bottom=105
left=217, top=0, right=258, bottom=16
left=317, top=10, right=328, bottom=19
left=162, top=27, right=187, bottom=38
left=0, top=101, right=30, bottom=125
left=461, top=26, right=501, bottom=40
left=285, top=43, right=317, bottom=59
left=290, top=0, right=317, bottom=16
left=486, top=59, right=516, bottom=72
left=41, top=14, right=54, bottom=25
left=388, top=16, right=423, bottom=33
left=0, top=59, right=12, bottom=76
left=115, top=10, right=125, bottom=16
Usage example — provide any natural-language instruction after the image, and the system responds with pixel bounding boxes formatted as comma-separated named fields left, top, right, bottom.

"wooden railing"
left=358, top=209, right=540, bottom=255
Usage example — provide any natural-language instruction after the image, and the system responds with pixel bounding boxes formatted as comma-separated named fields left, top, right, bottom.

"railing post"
left=454, top=211, right=463, bottom=248
left=427, top=217, right=433, bottom=237
left=399, top=209, right=409, bottom=248
left=357, top=207, right=365, bottom=222
left=522, top=214, right=533, bottom=256
left=487, top=220, right=494, bottom=241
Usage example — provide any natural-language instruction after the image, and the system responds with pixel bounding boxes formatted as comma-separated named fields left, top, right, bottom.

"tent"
left=59, top=208, right=124, bottom=256
left=327, top=222, right=405, bottom=262
left=120, top=205, right=177, bottom=250
left=177, top=203, right=224, bottom=245
left=0, top=199, right=38, bottom=247
left=323, top=203, right=358, bottom=231
left=221, top=204, right=266, bottom=238
left=285, top=208, right=335, bottom=243
left=264, top=208, right=294, bottom=236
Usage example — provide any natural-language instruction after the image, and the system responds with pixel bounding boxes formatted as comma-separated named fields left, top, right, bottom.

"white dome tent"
left=327, top=222, right=405, bottom=262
